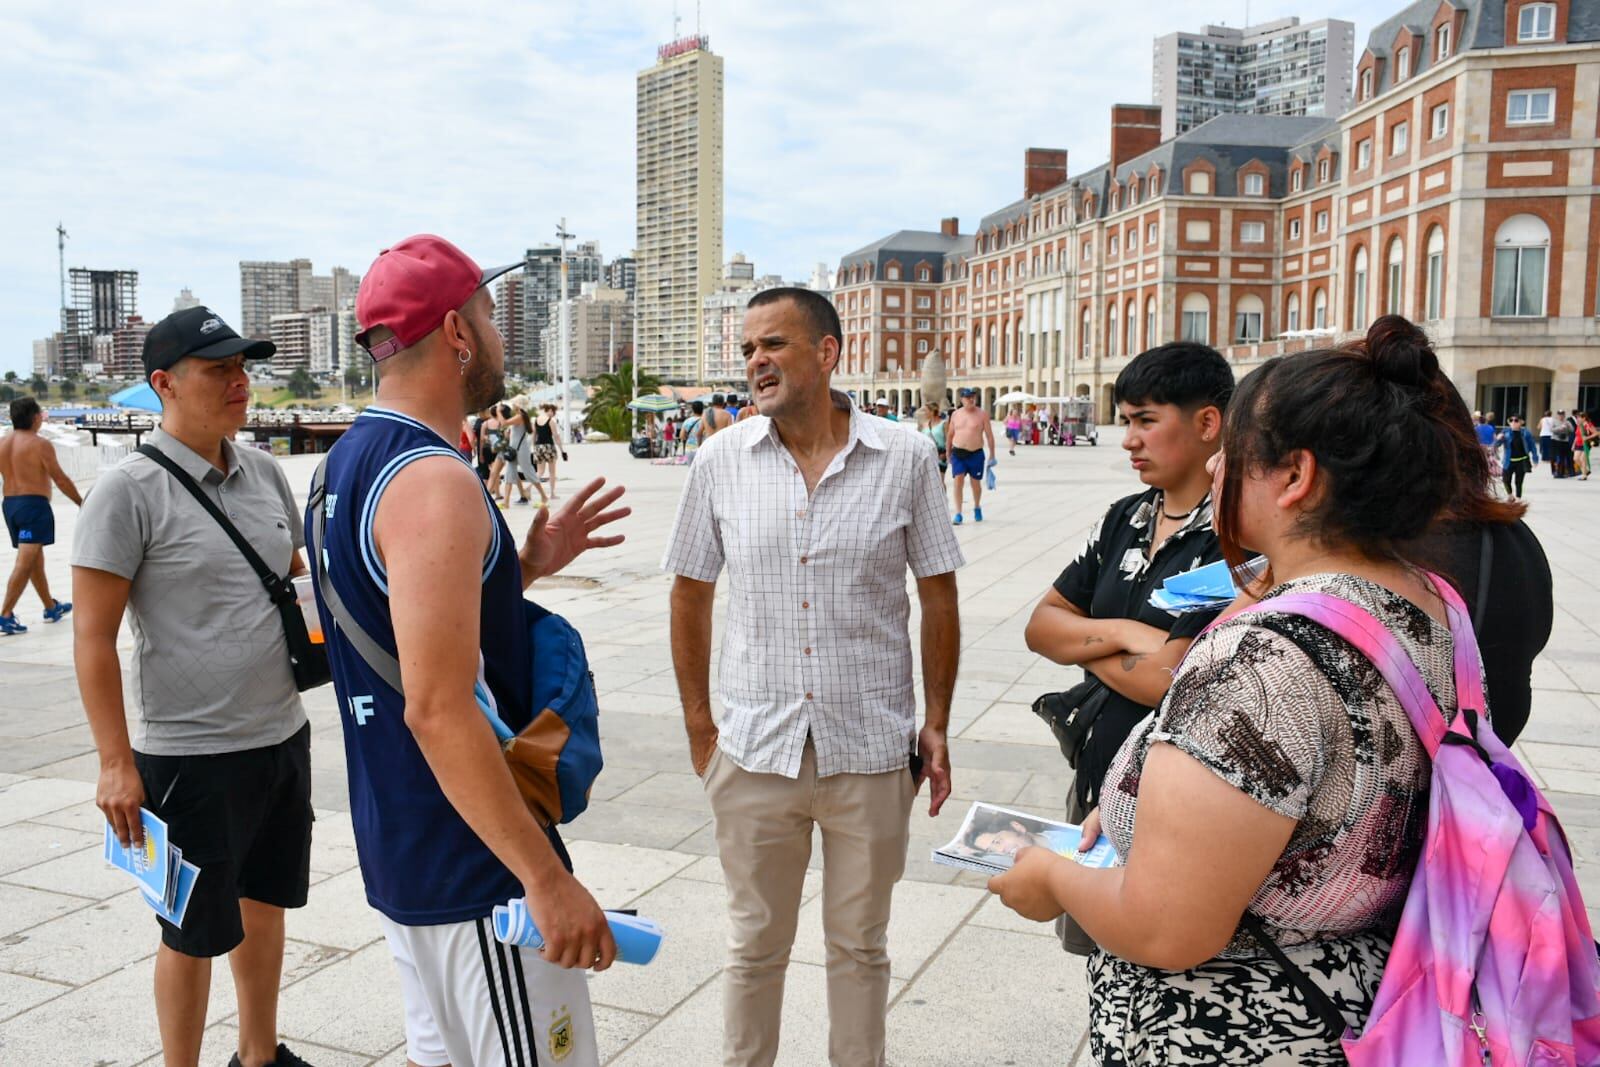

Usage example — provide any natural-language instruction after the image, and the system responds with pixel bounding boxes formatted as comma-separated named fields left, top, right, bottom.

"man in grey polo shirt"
left=72, top=307, right=316, bottom=1067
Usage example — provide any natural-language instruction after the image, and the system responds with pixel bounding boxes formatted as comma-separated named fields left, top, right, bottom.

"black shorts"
left=134, top=723, right=313, bottom=958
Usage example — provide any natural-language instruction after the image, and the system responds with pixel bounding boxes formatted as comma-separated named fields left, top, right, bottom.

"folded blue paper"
left=104, top=808, right=201, bottom=926
left=1151, top=556, right=1269, bottom=615
left=492, top=899, right=664, bottom=965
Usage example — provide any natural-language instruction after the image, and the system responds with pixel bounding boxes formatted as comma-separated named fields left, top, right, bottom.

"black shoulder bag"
left=137, top=444, right=330, bottom=691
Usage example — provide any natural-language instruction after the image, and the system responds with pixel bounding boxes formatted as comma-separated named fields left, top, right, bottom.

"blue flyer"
left=103, top=809, right=172, bottom=903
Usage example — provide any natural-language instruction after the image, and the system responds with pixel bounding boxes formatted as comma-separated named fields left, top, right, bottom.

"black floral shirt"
left=1052, top=488, right=1225, bottom=806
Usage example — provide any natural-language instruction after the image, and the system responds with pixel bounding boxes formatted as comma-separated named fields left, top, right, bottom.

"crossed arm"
left=1024, top=587, right=1194, bottom=707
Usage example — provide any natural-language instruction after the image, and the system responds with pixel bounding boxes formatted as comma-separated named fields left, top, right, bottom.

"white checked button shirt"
left=662, top=402, right=965, bottom=779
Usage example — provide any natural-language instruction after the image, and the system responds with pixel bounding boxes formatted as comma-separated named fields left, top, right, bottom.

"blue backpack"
left=309, top=460, right=602, bottom=826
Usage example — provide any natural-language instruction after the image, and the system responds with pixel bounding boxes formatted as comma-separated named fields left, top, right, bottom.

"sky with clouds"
left=0, top=0, right=1403, bottom=378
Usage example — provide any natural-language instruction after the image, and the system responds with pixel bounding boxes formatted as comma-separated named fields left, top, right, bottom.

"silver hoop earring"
left=458, top=349, right=472, bottom=376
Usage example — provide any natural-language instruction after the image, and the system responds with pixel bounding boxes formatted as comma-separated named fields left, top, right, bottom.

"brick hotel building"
left=831, top=0, right=1600, bottom=421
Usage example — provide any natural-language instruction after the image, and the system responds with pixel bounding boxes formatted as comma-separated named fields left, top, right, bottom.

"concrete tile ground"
left=3, top=424, right=1599, bottom=1065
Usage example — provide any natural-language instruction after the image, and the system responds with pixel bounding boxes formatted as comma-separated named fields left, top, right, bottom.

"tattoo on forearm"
left=1120, top=653, right=1147, bottom=672
left=1084, top=636, right=1104, bottom=647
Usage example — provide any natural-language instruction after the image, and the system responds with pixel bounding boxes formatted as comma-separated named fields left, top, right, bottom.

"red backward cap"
left=355, top=235, right=521, bottom=361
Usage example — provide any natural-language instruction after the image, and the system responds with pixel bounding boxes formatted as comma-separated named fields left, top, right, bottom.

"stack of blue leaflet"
left=1149, top=556, right=1268, bottom=614
left=104, top=809, right=199, bottom=926
left=492, top=898, right=664, bottom=965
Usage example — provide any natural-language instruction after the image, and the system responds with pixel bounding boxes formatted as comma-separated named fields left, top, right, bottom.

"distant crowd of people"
left=1472, top=407, right=1597, bottom=497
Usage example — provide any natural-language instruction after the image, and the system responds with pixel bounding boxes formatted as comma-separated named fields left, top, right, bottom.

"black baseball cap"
left=958, top=387, right=978, bottom=397
left=142, top=307, right=275, bottom=381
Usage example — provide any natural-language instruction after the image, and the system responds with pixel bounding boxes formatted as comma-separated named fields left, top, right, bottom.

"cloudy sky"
left=0, top=0, right=1402, bottom=378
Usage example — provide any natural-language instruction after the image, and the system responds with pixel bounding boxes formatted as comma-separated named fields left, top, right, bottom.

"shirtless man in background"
left=700, top=393, right=733, bottom=441
left=946, top=387, right=995, bottom=525
left=1, top=397, right=82, bottom=634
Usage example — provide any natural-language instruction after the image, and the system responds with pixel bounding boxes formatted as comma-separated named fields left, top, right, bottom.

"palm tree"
left=586, top=360, right=662, bottom=440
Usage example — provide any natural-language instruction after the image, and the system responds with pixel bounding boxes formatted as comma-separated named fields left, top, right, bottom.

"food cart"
left=1059, top=398, right=1098, bottom=445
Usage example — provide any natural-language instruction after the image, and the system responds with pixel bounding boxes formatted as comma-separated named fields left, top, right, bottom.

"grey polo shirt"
left=72, top=426, right=307, bottom=756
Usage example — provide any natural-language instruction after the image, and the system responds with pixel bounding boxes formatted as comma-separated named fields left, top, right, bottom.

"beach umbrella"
left=109, top=382, right=162, bottom=412
left=997, top=390, right=1036, bottom=404
left=628, top=394, right=678, bottom=413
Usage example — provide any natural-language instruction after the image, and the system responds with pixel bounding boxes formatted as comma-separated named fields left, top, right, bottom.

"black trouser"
left=1503, top=458, right=1529, bottom=497
left=1540, top=436, right=1554, bottom=474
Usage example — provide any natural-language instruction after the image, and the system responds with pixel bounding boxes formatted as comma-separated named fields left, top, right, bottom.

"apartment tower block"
left=635, top=34, right=724, bottom=383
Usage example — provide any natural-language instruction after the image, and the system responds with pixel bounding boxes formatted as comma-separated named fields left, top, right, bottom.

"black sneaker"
left=228, top=1044, right=315, bottom=1067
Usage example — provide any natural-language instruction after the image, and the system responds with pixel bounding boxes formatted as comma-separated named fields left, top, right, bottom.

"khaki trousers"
left=703, top=740, right=915, bottom=1067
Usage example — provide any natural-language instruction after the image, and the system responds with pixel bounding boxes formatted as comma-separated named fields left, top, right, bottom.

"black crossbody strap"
left=308, top=458, right=406, bottom=695
left=1239, top=914, right=1348, bottom=1040
left=1472, top=526, right=1494, bottom=635
left=137, top=444, right=291, bottom=604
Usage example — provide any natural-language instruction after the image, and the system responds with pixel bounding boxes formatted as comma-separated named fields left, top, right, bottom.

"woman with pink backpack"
left=991, top=316, right=1600, bottom=1065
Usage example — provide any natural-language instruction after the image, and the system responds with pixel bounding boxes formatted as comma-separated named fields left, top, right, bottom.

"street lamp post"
left=556, top=218, right=574, bottom=446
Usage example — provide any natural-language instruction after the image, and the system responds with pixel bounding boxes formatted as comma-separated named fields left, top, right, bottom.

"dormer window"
left=1396, top=46, right=1410, bottom=80
left=1291, top=168, right=1303, bottom=192
left=1361, top=68, right=1373, bottom=100
left=1436, top=23, right=1451, bottom=60
left=1318, top=158, right=1330, bottom=182
left=1519, top=3, right=1555, bottom=42
left=1244, top=172, right=1265, bottom=196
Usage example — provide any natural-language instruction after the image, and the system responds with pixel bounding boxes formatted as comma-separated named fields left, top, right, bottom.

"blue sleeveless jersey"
left=309, top=406, right=559, bottom=925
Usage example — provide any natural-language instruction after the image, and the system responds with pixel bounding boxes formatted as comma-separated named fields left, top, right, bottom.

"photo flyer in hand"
left=103, top=808, right=174, bottom=903
left=103, top=807, right=200, bottom=925
left=931, top=802, right=1118, bottom=876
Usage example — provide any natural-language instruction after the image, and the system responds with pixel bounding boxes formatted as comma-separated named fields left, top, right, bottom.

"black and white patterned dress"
left=1086, top=573, right=1461, bottom=1066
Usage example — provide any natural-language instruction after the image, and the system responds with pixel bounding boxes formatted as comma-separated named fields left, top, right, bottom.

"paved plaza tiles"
left=2, top=424, right=1598, bottom=1065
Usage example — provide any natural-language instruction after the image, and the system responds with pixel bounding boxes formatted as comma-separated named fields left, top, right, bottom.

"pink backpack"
left=1235, top=577, right=1600, bottom=1066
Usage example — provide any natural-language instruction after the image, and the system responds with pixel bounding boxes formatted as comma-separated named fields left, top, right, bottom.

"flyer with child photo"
left=932, top=802, right=1118, bottom=876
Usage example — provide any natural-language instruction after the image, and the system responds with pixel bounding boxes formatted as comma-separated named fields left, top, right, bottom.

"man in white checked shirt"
left=664, top=287, right=964, bottom=1067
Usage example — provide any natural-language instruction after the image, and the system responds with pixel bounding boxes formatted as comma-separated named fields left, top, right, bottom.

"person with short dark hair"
left=1, top=396, right=82, bottom=634
left=1498, top=414, right=1539, bottom=497
left=1023, top=341, right=1232, bottom=955
left=71, top=307, right=315, bottom=1067
left=992, top=316, right=1487, bottom=1063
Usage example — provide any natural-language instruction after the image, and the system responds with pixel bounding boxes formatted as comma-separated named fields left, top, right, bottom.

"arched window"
left=1386, top=237, right=1406, bottom=316
left=1352, top=246, right=1370, bottom=328
left=1127, top=300, right=1138, bottom=356
left=1181, top=292, right=1209, bottom=343
left=1145, top=295, right=1157, bottom=346
left=1286, top=292, right=1301, bottom=333
left=1106, top=301, right=1118, bottom=357
left=1313, top=287, right=1328, bottom=329
left=1080, top=307, right=1092, bottom=358
left=1397, top=46, right=1410, bottom=80
left=1234, top=294, right=1264, bottom=342
left=988, top=324, right=998, bottom=366
left=1360, top=67, right=1373, bottom=100
left=1492, top=214, right=1550, bottom=317
left=1425, top=226, right=1445, bottom=321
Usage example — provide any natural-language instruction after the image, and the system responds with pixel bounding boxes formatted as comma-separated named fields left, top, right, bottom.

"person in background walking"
left=1, top=397, right=82, bottom=635
left=1578, top=411, right=1596, bottom=480
left=919, top=403, right=949, bottom=483
left=1499, top=414, right=1539, bottom=498
left=1551, top=410, right=1574, bottom=478
left=663, top=417, right=677, bottom=455
left=666, top=287, right=963, bottom=1067
left=701, top=393, right=733, bottom=441
left=1004, top=405, right=1021, bottom=456
left=1537, top=410, right=1557, bottom=476
left=949, top=388, right=996, bottom=525
left=501, top=403, right=546, bottom=509
left=534, top=402, right=560, bottom=498
left=1475, top=411, right=1498, bottom=449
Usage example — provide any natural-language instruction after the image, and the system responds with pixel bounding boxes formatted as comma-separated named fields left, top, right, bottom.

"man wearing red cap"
left=310, top=235, right=629, bottom=1067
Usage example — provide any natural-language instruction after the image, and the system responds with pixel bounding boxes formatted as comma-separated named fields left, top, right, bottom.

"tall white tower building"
left=635, top=34, right=724, bottom=383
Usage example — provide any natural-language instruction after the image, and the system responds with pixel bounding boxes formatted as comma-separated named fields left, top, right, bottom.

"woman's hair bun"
left=1365, top=314, right=1438, bottom=389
